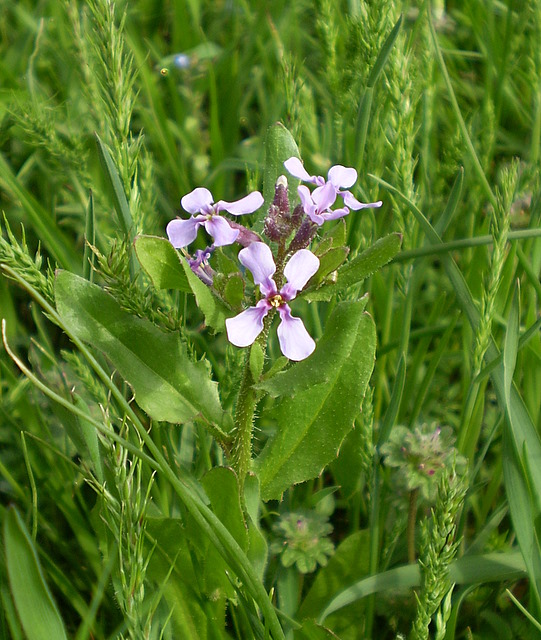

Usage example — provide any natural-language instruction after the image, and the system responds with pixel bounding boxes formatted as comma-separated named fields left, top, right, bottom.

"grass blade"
left=4, top=507, right=68, bottom=640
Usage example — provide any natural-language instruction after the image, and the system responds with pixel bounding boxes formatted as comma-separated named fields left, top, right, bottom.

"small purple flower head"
left=225, top=243, right=319, bottom=361
left=188, top=246, right=215, bottom=285
left=284, top=156, right=382, bottom=217
left=166, top=187, right=264, bottom=248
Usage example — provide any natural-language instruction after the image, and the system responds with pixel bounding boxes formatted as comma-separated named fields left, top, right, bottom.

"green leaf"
left=134, top=235, right=191, bottom=292
left=294, top=620, right=338, bottom=639
left=4, top=507, right=68, bottom=640
left=244, top=473, right=268, bottom=579
left=256, top=297, right=368, bottom=399
left=254, top=301, right=376, bottom=500
left=83, top=190, right=96, bottom=281
left=181, top=468, right=250, bottom=601
left=259, top=122, right=301, bottom=230
left=318, top=551, right=525, bottom=622
left=95, top=133, right=133, bottom=240
left=202, top=467, right=248, bottom=552
left=303, top=233, right=402, bottom=301
left=181, top=259, right=230, bottom=332
left=223, top=273, right=245, bottom=308
left=0, top=153, right=78, bottom=270
left=377, top=354, right=406, bottom=447
left=435, top=168, right=464, bottom=236
left=144, top=517, right=212, bottom=639
left=55, top=271, right=229, bottom=430
left=310, top=247, right=349, bottom=287
left=54, top=395, right=105, bottom=484
left=249, top=342, right=264, bottom=382
left=503, top=282, right=520, bottom=409
left=299, top=530, right=370, bottom=621
left=325, top=219, right=347, bottom=247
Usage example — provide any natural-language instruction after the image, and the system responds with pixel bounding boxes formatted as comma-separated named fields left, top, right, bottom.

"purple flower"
left=284, top=156, right=382, bottom=215
left=297, top=182, right=350, bottom=225
left=188, top=246, right=215, bottom=285
left=167, top=187, right=263, bottom=248
left=225, top=243, right=320, bottom=361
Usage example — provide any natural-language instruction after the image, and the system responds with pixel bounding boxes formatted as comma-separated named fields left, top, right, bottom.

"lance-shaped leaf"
left=255, top=122, right=301, bottom=232
left=256, top=296, right=368, bottom=398
left=302, top=233, right=402, bottom=301
left=55, top=271, right=229, bottom=429
left=4, top=507, right=68, bottom=640
left=134, top=235, right=191, bottom=292
left=254, top=301, right=376, bottom=500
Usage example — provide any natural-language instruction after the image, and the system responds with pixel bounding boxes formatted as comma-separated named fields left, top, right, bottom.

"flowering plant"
left=14, top=123, right=400, bottom=638
left=65, top=125, right=401, bottom=500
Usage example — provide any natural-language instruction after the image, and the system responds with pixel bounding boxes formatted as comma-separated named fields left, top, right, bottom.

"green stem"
left=231, top=241, right=288, bottom=483
left=231, top=356, right=258, bottom=482
left=408, top=488, right=419, bottom=564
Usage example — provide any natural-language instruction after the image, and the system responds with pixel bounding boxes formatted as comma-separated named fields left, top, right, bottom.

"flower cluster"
left=165, top=157, right=381, bottom=361
left=381, top=423, right=467, bottom=503
left=270, top=510, right=334, bottom=574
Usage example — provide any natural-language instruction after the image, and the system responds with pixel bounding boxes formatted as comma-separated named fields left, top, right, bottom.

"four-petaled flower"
left=167, top=187, right=263, bottom=248
left=225, top=243, right=319, bottom=361
left=297, top=181, right=350, bottom=225
left=284, top=157, right=382, bottom=222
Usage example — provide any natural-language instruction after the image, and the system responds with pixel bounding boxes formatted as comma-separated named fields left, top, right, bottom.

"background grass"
left=1, top=0, right=540, bottom=638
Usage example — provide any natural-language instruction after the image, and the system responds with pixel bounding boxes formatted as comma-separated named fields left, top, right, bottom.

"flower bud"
left=290, top=203, right=304, bottom=229
left=188, top=247, right=215, bottom=285
left=288, top=217, right=318, bottom=252
left=226, top=219, right=262, bottom=247
left=263, top=207, right=284, bottom=242
left=273, top=175, right=290, bottom=216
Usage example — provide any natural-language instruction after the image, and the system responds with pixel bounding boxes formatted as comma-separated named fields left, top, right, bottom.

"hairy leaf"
left=255, top=301, right=376, bottom=500
left=134, top=235, right=191, bottom=292
left=55, top=271, right=228, bottom=428
left=303, top=233, right=402, bottom=301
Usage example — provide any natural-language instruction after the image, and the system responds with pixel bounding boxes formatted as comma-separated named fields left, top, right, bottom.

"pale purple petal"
left=328, top=164, right=357, bottom=189
left=319, top=206, right=350, bottom=221
left=166, top=217, right=201, bottom=248
left=215, top=191, right=264, bottom=216
left=204, top=215, right=239, bottom=246
left=225, top=300, right=270, bottom=347
left=276, top=305, right=316, bottom=361
left=298, top=185, right=316, bottom=215
left=181, top=187, right=214, bottom=214
left=306, top=210, right=325, bottom=225
left=342, top=191, right=383, bottom=210
left=281, top=250, right=320, bottom=300
left=312, top=181, right=338, bottom=211
left=284, top=157, right=315, bottom=183
left=238, top=242, right=277, bottom=296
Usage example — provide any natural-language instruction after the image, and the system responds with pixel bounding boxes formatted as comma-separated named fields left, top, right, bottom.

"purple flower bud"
left=263, top=207, right=284, bottom=242
left=288, top=217, right=318, bottom=253
left=188, top=247, right=215, bottom=285
left=290, top=203, right=304, bottom=229
left=227, top=219, right=263, bottom=247
left=273, top=175, right=290, bottom=217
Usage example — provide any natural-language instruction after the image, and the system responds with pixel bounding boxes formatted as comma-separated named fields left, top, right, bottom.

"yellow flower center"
left=269, top=294, right=284, bottom=308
